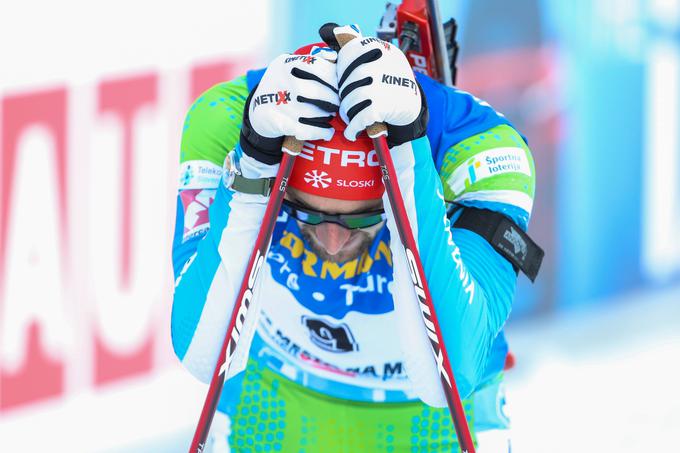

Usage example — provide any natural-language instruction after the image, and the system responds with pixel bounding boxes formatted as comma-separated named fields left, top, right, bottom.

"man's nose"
left=313, top=222, right=351, bottom=256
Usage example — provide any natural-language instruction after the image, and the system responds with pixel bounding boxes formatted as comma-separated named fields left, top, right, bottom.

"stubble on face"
left=285, top=187, right=385, bottom=264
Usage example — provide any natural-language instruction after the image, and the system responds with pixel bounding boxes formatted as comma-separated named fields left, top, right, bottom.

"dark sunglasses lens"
left=295, top=210, right=324, bottom=225
left=343, top=214, right=385, bottom=229
left=282, top=202, right=323, bottom=225
left=284, top=201, right=384, bottom=229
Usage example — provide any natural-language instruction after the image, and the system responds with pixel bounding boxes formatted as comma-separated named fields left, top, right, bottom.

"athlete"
left=171, top=24, right=538, bottom=452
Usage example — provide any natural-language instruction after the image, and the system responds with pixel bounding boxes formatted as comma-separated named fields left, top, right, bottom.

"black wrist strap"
left=240, top=84, right=285, bottom=165
left=453, top=207, right=544, bottom=282
left=386, top=80, right=429, bottom=148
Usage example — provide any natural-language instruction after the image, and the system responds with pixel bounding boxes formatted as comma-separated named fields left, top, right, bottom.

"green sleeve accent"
left=180, top=75, right=249, bottom=166
left=439, top=124, right=536, bottom=204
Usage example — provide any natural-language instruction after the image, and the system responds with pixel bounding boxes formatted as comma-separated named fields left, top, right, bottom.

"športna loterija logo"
left=304, top=170, right=332, bottom=188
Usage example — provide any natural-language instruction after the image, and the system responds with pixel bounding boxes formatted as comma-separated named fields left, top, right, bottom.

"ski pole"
left=188, top=138, right=302, bottom=453
left=425, top=0, right=453, bottom=86
left=334, top=30, right=476, bottom=453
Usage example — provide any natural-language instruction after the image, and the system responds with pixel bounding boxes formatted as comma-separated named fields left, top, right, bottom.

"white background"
left=0, top=1, right=270, bottom=451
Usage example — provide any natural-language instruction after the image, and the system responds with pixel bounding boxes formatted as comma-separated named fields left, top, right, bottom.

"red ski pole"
left=335, top=30, right=476, bottom=453
left=373, top=127, right=475, bottom=453
left=188, top=138, right=301, bottom=453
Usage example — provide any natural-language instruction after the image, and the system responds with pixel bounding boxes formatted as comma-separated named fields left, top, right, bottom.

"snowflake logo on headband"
left=304, top=170, right=332, bottom=189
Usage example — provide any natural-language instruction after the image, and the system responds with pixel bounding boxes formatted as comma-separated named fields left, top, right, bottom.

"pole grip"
left=333, top=30, right=389, bottom=140
left=334, top=31, right=356, bottom=48
left=282, top=136, right=303, bottom=155
left=366, top=122, right=388, bottom=138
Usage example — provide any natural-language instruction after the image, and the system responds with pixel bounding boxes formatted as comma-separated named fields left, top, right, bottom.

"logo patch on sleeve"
left=179, top=160, right=223, bottom=189
left=449, top=147, right=531, bottom=197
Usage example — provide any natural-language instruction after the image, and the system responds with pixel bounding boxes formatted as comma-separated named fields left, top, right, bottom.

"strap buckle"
left=232, top=173, right=276, bottom=196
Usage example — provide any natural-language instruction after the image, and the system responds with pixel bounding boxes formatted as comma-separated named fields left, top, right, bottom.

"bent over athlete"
left=171, top=24, right=538, bottom=452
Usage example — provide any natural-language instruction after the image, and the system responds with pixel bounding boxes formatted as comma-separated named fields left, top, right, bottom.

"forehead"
left=286, top=187, right=383, bottom=214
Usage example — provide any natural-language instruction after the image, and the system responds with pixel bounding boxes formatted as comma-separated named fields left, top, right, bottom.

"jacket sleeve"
left=170, top=77, right=277, bottom=383
left=388, top=84, right=535, bottom=403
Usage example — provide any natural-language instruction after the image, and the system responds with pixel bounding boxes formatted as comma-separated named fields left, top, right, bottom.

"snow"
left=505, top=284, right=680, bottom=453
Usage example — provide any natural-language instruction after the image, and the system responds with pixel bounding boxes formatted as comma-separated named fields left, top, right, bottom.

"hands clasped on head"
left=241, top=24, right=427, bottom=166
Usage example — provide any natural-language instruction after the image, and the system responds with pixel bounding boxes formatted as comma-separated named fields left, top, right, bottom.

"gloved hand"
left=331, top=24, right=428, bottom=145
left=240, top=48, right=339, bottom=165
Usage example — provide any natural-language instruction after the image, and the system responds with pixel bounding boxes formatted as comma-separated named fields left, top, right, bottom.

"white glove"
left=334, top=25, right=424, bottom=142
left=241, top=48, right=340, bottom=164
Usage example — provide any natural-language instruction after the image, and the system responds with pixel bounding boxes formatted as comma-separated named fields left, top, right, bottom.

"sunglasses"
left=282, top=199, right=386, bottom=230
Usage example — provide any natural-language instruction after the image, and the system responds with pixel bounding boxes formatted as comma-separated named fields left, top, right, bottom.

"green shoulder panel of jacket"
left=178, top=76, right=249, bottom=190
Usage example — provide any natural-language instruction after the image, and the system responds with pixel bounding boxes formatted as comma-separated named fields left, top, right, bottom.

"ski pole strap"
left=231, top=173, right=276, bottom=196
left=453, top=207, right=544, bottom=282
left=384, top=82, right=429, bottom=148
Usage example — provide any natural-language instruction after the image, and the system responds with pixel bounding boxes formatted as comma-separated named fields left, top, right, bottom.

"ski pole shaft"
left=189, top=137, right=301, bottom=453
left=426, top=0, right=453, bottom=86
left=335, top=30, right=476, bottom=453
left=371, top=129, right=475, bottom=453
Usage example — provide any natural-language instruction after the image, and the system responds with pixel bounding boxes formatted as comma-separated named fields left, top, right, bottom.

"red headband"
left=289, top=116, right=384, bottom=200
